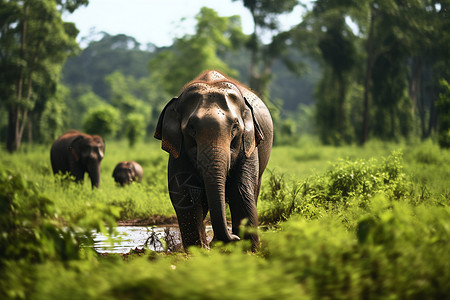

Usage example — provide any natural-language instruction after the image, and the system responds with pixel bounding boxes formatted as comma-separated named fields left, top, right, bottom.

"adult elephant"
left=154, top=70, right=273, bottom=250
left=112, top=161, right=143, bottom=186
left=50, top=130, right=105, bottom=188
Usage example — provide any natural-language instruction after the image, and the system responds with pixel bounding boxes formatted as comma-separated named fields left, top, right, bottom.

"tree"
left=299, top=6, right=359, bottom=144
left=436, top=79, right=450, bottom=148
left=62, top=33, right=155, bottom=100
left=233, top=0, right=299, bottom=96
left=39, top=84, right=70, bottom=143
left=124, top=113, right=145, bottom=148
left=82, top=105, right=120, bottom=138
left=0, top=0, right=87, bottom=152
left=293, top=0, right=448, bottom=144
left=149, top=7, right=246, bottom=96
left=104, top=71, right=152, bottom=137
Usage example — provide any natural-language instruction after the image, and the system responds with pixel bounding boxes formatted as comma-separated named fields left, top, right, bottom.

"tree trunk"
left=427, top=86, right=439, bottom=137
left=410, top=56, right=427, bottom=138
left=6, top=4, right=29, bottom=152
left=338, top=75, right=346, bottom=141
left=27, top=114, right=33, bottom=144
left=362, top=5, right=376, bottom=145
left=7, top=107, right=19, bottom=152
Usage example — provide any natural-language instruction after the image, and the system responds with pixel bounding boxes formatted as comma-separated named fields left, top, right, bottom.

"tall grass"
left=1, top=139, right=174, bottom=220
left=1, top=138, right=449, bottom=299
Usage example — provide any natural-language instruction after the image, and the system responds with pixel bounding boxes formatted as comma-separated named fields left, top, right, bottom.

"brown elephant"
left=112, top=161, right=143, bottom=186
left=154, top=70, right=273, bottom=250
left=50, top=130, right=105, bottom=188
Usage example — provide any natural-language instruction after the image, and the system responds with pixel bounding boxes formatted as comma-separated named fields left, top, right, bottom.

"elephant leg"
left=227, top=154, right=260, bottom=249
left=72, top=165, right=86, bottom=182
left=168, top=157, right=208, bottom=250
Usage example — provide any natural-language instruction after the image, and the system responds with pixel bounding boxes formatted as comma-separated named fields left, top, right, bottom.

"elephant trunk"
left=88, top=163, right=101, bottom=188
left=197, top=143, right=239, bottom=243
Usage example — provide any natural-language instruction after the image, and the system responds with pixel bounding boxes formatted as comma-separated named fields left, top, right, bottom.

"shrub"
left=303, top=151, right=407, bottom=209
left=83, top=105, right=120, bottom=137
left=259, top=171, right=302, bottom=225
left=0, top=168, right=80, bottom=263
left=262, top=198, right=450, bottom=299
left=260, top=151, right=408, bottom=226
left=124, top=113, right=146, bottom=148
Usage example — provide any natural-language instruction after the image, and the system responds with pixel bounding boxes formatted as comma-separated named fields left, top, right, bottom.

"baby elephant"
left=112, top=161, right=143, bottom=186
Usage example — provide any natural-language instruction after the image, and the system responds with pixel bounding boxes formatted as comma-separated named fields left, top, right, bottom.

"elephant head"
left=69, top=133, right=105, bottom=188
left=155, top=74, right=263, bottom=244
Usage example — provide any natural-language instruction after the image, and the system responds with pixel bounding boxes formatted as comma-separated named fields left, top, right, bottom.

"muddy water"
left=93, top=226, right=213, bottom=253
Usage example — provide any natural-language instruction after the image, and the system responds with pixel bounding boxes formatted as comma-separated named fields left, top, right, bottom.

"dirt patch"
left=117, top=215, right=213, bottom=226
left=117, top=215, right=179, bottom=226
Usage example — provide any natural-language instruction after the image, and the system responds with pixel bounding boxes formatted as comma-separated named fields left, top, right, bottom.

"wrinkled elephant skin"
left=112, top=161, right=143, bottom=186
left=155, top=70, right=273, bottom=250
left=50, top=130, right=105, bottom=188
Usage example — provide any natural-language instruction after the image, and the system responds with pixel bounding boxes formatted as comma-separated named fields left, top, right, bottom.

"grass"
left=1, top=137, right=449, bottom=299
left=1, top=139, right=173, bottom=220
left=1, top=137, right=449, bottom=220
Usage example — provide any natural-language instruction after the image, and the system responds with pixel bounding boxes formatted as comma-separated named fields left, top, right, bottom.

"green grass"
left=1, top=139, right=174, bottom=220
left=1, top=138, right=449, bottom=299
left=1, top=137, right=449, bottom=220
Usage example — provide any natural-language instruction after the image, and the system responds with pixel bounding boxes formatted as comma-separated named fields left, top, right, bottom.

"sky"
left=62, top=0, right=306, bottom=48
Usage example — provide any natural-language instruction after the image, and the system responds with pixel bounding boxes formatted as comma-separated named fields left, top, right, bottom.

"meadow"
left=1, top=137, right=449, bottom=299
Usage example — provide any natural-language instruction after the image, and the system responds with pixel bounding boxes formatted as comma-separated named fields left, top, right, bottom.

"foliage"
left=316, top=151, right=407, bottom=205
left=0, top=140, right=173, bottom=220
left=0, top=0, right=87, bottom=151
left=104, top=71, right=153, bottom=138
left=292, top=0, right=449, bottom=144
left=436, top=79, right=450, bottom=148
left=62, top=33, right=155, bottom=100
left=82, top=104, right=120, bottom=137
left=39, top=84, right=70, bottom=143
left=0, top=168, right=77, bottom=263
left=149, top=7, right=244, bottom=95
left=263, top=201, right=450, bottom=299
left=124, top=113, right=146, bottom=148
left=0, top=140, right=449, bottom=299
left=260, top=150, right=409, bottom=226
left=0, top=167, right=120, bottom=264
left=234, top=0, right=301, bottom=98
left=259, top=171, right=301, bottom=225
left=65, top=89, right=107, bottom=129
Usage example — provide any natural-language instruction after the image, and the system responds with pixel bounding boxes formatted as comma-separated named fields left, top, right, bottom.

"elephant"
left=50, top=130, right=105, bottom=188
left=154, top=70, right=273, bottom=250
left=112, top=161, right=143, bottom=186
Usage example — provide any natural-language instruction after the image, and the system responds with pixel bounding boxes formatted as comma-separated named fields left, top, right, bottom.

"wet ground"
left=93, top=225, right=214, bottom=253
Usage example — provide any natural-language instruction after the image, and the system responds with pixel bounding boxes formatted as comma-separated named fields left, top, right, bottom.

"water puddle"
left=93, top=225, right=213, bottom=253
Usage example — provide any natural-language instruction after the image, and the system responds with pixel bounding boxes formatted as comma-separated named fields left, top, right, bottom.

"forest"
left=0, top=0, right=449, bottom=299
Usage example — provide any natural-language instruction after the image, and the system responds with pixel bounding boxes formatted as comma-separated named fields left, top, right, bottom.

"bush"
left=259, top=171, right=302, bottom=225
left=124, top=113, right=146, bottom=148
left=262, top=198, right=450, bottom=299
left=303, top=151, right=407, bottom=209
left=260, top=151, right=408, bottom=226
left=83, top=105, right=120, bottom=137
left=0, top=168, right=80, bottom=264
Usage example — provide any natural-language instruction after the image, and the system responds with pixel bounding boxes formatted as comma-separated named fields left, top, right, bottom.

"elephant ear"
left=243, top=97, right=264, bottom=158
left=112, top=164, right=119, bottom=178
left=69, top=135, right=84, bottom=162
left=154, top=98, right=182, bottom=159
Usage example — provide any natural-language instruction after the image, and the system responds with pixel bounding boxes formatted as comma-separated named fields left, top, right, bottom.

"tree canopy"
left=1, top=1, right=448, bottom=149
left=0, top=0, right=88, bottom=151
